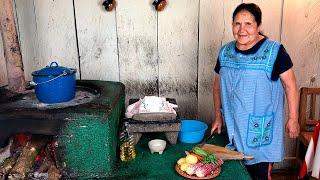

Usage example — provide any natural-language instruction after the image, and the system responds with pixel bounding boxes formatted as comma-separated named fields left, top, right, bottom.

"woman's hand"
left=286, top=118, right=300, bottom=138
left=211, top=116, right=223, bottom=134
left=280, top=68, right=300, bottom=138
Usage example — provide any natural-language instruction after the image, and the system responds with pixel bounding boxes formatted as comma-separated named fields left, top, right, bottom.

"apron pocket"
left=246, top=113, right=274, bottom=148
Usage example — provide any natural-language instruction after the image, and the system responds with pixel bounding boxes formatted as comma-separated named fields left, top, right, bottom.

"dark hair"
left=232, top=3, right=262, bottom=26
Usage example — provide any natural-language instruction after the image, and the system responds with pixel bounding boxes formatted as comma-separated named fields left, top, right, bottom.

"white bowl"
left=148, top=139, right=167, bottom=154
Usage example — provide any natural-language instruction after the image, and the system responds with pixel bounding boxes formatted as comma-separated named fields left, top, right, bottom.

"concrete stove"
left=0, top=80, right=125, bottom=179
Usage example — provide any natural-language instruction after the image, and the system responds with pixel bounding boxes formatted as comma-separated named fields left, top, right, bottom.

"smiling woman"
left=232, top=10, right=263, bottom=51
left=210, top=3, right=299, bottom=180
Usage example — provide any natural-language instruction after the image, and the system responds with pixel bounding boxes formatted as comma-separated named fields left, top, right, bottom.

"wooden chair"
left=296, top=87, right=320, bottom=167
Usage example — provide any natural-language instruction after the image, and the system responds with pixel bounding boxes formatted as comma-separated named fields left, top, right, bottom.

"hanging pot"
left=31, top=62, right=77, bottom=103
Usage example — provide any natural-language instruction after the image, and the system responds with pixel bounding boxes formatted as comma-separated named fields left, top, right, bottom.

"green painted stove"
left=0, top=80, right=125, bottom=179
left=55, top=80, right=125, bottom=178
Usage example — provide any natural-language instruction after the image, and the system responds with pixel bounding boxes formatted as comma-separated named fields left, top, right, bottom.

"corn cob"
left=186, top=162, right=203, bottom=175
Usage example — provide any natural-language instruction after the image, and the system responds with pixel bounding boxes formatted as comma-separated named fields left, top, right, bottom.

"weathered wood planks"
left=158, top=0, right=199, bottom=118
left=198, top=0, right=240, bottom=124
left=74, top=0, right=119, bottom=81
left=15, top=0, right=79, bottom=80
left=282, top=0, right=320, bottom=87
left=117, top=0, right=158, bottom=103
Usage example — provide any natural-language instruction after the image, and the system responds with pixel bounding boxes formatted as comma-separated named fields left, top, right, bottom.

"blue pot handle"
left=50, top=61, right=59, bottom=67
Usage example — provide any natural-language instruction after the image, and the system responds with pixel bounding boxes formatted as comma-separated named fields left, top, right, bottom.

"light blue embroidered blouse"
left=219, top=39, right=285, bottom=165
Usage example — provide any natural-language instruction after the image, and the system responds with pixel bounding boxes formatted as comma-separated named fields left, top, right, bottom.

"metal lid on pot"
left=32, top=62, right=76, bottom=76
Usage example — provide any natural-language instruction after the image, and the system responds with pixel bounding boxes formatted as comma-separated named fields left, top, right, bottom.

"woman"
left=210, top=3, right=300, bottom=180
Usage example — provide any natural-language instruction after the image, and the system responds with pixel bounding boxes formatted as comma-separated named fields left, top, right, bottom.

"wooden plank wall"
left=75, top=0, right=119, bottom=81
left=282, top=0, right=320, bottom=88
left=14, top=0, right=79, bottom=81
left=198, top=0, right=240, bottom=128
left=158, top=0, right=199, bottom=118
left=117, top=0, right=159, bottom=103
left=1, top=0, right=320, bottom=168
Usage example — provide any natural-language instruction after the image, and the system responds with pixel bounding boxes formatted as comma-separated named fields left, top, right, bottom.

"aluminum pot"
left=31, top=62, right=77, bottom=103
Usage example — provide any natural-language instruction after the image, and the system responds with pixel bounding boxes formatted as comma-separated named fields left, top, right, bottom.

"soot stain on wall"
left=133, top=37, right=158, bottom=67
left=158, top=81, right=197, bottom=96
left=124, top=79, right=159, bottom=98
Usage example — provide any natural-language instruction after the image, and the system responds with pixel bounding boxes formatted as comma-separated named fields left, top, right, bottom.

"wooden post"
left=0, top=0, right=25, bottom=93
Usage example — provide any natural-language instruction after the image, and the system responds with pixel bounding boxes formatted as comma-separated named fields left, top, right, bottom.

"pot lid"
left=32, top=62, right=76, bottom=76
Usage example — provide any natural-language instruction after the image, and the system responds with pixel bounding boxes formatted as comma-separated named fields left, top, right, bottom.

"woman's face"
left=232, top=10, right=261, bottom=50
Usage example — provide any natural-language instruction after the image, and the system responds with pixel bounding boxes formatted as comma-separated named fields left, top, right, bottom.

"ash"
left=5, top=86, right=99, bottom=110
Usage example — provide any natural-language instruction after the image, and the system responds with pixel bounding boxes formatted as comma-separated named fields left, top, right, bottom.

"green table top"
left=108, top=133, right=251, bottom=180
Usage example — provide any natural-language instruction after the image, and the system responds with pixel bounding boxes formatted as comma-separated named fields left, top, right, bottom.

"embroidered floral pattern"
left=247, top=114, right=274, bottom=148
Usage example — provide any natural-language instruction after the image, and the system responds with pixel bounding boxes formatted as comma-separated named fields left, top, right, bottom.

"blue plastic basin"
left=178, top=120, right=208, bottom=143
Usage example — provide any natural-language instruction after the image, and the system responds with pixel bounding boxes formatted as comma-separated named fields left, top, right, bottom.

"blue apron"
left=219, top=39, right=284, bottom=165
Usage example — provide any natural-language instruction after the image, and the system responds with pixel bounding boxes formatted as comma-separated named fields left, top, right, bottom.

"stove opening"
left=0, top=133, right=61, bottom=180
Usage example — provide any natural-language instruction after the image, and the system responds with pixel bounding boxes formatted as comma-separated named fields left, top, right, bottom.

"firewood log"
left=0, top=154, right=18, bottom=180
left=46, top=143, right=61, bottom=179
left=0, top=138, right=13, bottom=164
left=7, top=136, right=48, bottom=179
left=48, top=165, right=61, bottom=180
left=37, top=156, right=50, bottom=173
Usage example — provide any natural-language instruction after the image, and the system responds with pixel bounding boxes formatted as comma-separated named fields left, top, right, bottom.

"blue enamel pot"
left=31, top=62, right=77, bottom=103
